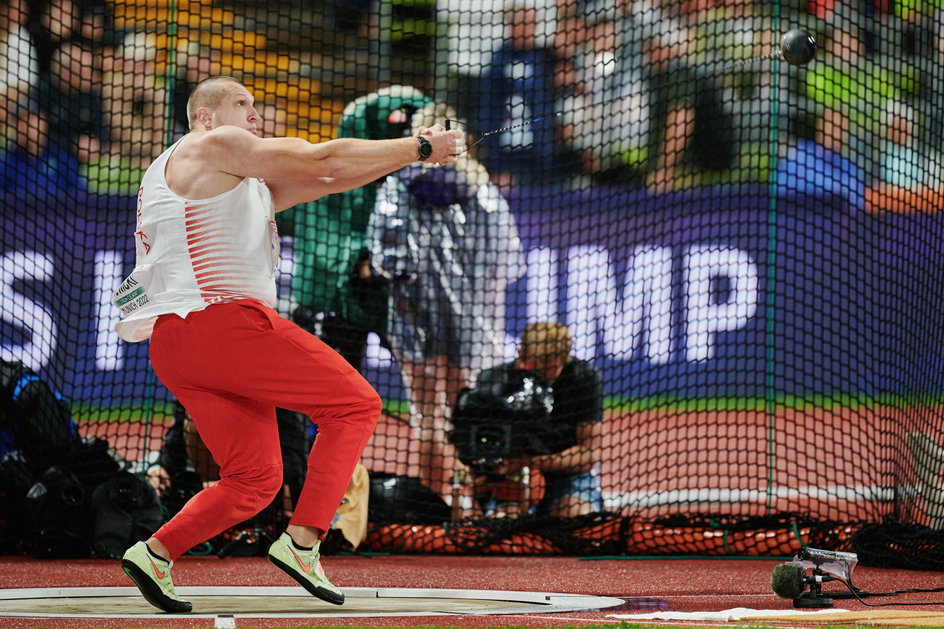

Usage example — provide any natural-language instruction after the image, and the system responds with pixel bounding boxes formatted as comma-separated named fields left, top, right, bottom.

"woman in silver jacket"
left=369, top=102, right=525, bottom=510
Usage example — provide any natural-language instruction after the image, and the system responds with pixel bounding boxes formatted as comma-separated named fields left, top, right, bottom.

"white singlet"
left=113, top=136, right=279, bottom=342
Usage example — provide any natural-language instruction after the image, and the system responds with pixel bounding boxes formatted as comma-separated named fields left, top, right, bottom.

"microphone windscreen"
left=771, top=562, right=806, bottom=599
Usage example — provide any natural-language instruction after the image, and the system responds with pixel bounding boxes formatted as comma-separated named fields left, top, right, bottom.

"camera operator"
left=471, top=322, right=603, bottom=518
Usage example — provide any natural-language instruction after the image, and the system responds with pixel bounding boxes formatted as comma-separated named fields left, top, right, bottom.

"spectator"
left=106, top=31, right=167, bottom=160
left=289, top=85, right=433, bottom=370
left=0, top=0, right=39, bottom=124
left=580, top=0, right=701, bottom=191
left=40, top=0, right=79, bottom=42
left=75, top=0, right=120, bottom=49
left=468, top=322, right=603, bottom=518
left=86, top=31, right=168, bottom=194
left=864, top=101, right=944, bottom=213
left=643, top=31, right=699, bottom=192
left=688, top=0, right=774, bottom=147
left=804, top=23, right=900, bottom=136
left=548, top=12, right=584, bottom=96
left=684, top=1, right=744, bottom=73
left=612, top=0, right=679, bottom=83
left=28, top=0, right=80, bottom=71
left=171, top=43, right=221, bottom=139
left=0, top=101, right=85, bottom=198
left=776, top=107, right=865, bottom=209
left=32, top=40, right=108, bottom=165
left=555, top=0, right=697, bottom=186
left=438, top=0, right=534, bottom=73
left=644, top=22, right=737, bottom=192
left=874, top=101, right=933, bottom=188
left=922, top=22, right=944, bottom=168
left=555, top=12, right=649, bottom=183
left=369, top=102, right=525, bottom=508
left=436, top=0, right=556, bottom=122
left=31, top=0, right=119, bottom=54
left=478, top=1, right=560, bottom=186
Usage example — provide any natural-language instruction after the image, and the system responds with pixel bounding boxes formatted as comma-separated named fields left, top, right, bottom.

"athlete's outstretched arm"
left=199, top=125, right=463, bottom=210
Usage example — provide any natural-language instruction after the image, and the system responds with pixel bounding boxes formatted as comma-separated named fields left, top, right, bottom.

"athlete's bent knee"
left=364, top=389, right=382, bottom=417
left=257, top=465, right=286, bottom=503
left=225, top=463, right=285, bottom=508
left=346, top=383, right=382, bottom=423
left=357, top=389, right=382, bottom=430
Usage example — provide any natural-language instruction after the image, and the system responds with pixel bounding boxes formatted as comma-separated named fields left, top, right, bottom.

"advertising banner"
left=3, top=188, right=943, bottom=404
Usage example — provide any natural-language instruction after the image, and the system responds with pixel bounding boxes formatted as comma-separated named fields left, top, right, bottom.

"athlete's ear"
left=197, top=107, right=212, bottom=130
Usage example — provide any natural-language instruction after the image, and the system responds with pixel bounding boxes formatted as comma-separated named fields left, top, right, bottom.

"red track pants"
left=148, top=300, right=381, bottom=559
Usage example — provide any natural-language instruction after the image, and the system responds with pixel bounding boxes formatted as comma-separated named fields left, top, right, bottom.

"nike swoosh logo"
left=289, top=546, right=312, bottom=573
left=148, top=556, right=166, bottom=580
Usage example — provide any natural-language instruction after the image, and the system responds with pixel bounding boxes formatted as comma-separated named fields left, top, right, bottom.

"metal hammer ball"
left=781, top=28, right=817, bottom=66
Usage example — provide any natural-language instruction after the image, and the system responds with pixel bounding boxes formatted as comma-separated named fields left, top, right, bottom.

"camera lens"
left=111, top=473, right=144, bottom=507
left=473, top=425, right=510, bottom=457
left=59, top=483, right=84, bottom=506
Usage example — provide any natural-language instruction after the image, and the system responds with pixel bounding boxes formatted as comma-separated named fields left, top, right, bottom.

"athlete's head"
left=187, top=76, right=260, bottom=135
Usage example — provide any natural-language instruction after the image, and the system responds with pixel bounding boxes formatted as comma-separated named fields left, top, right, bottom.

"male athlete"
left=113, top=76, right=463, bottom=613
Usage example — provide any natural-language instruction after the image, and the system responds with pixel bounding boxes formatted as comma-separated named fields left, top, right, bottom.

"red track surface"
left=4, top=554, right=944, bottom=627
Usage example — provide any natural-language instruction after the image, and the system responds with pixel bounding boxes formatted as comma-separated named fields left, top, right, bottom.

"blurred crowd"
left=2, top=0, right=943, bottom=207
left=0, top=0, right=239, bottom=199
left=0, top=0, right=172, bottom=197
left=439, top=0, right=944, bottom=199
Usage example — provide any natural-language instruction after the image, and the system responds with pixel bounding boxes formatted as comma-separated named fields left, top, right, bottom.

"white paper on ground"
left=608, top=607, right=851, bottom=621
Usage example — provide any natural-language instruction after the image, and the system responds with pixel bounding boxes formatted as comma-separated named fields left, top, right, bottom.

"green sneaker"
left=120, top=541, right=192, bottom=613
left=267, top=532, right=344, bottom=605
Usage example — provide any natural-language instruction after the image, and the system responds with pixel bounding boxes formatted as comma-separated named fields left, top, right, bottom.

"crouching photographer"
left=450, top=322, right=603, bottom=518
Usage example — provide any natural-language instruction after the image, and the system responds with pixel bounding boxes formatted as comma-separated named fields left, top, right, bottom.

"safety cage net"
left=2, top=0, right=944, bottom=568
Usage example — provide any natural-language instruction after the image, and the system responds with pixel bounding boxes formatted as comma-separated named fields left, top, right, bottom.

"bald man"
left=115, top=76, right=464, bottom=613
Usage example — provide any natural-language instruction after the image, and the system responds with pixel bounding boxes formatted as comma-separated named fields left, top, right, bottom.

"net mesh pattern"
left=2, top=0, right=944, bottom=567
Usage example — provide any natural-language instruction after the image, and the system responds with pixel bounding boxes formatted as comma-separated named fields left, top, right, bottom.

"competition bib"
left=112, top=265, right=154, bottom=317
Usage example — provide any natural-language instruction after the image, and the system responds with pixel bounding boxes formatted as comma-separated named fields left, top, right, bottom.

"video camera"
left=449, top=368, right=558, bottom=469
